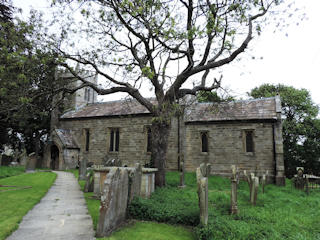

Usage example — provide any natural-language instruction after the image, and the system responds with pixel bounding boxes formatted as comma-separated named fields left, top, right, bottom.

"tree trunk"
left=151, top=121, right=170, bottom=187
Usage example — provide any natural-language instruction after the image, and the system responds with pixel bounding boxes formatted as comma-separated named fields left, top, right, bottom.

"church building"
left=44, top=73, right=285, bottom=185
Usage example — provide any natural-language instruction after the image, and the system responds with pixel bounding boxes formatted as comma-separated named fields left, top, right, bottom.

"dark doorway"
left=50, top=145, right=59, bottom=170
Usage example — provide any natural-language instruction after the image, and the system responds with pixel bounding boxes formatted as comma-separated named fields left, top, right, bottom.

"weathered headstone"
left=97, top=168, right=129, bottom=237
left=128, top=163, right=142, bottom=203
left=244, top=171, right=259, bottom=205
left=25, top=152, right=37, bottom=171
left=19, top=148, right=28, bottom=166
left=196, top=163, right=210, bottom=226
left=84, top=171, right=94, bottom=193
left=294, top=167, right=306, bottom=190
left=79, top=156, right=87, bottom=180
left=230, top=165, right=239, bottom=215
left=179, top=157, right=186, bottom=188
left=261, top=170, right=268, bottom=194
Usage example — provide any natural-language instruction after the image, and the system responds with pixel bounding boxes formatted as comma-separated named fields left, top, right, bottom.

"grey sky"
left=12, top=0, right=320, bottom=105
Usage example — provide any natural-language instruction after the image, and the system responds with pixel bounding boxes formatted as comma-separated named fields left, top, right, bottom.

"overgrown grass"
left=130, top=172, right=320, bottom=240
left=68, top=169, right=196, bottom=240
left=0, top=166, right=25, bottom=179
left=101, top=221, right=195, bottom=240
left=0, top=171, right=56, bottom=240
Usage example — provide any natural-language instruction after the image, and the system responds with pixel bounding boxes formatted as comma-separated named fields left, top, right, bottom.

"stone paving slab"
left=6, top=171, right=96, bottom=240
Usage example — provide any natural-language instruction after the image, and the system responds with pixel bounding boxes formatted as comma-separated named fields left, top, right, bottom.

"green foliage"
left=129, top=172, right=320, bottom=240
left=0, top=166, right=25, bottom=179
left=0, top=171, right=56, bottom=240
left=197, top=91, right=235, bottom=103
left=249, top=84, right=320, bottom=177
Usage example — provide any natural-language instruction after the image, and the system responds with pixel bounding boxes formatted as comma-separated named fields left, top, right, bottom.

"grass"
left=68, top=169, right=196, bottom=240
left=0, top=170, right=56, bottom=240
left=131, top=172, right=320, bottom=240
left=69, top=169, right=320, bottom=239
left=0, top=166, right=25, bottom=179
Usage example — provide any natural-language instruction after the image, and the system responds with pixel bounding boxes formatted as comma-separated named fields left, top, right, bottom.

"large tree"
left=249, top=84, right=320, bottom=177
left=49, top=0, right=285, bottom=186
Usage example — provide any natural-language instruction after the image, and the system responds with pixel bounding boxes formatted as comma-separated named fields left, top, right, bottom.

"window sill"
left=245, top=152, right=254, bottom=156
left=108, top=151, right=119, bottom=154
left=201, top=152, right=209, bottom=155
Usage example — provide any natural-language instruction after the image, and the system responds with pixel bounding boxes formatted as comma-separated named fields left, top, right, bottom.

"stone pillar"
left=230, top=165, right=238, bottom=215
left=196, top=163, right=210, bottom=226
left=128, top=163, right=142, bottom=203
left=97, top=168, right=129, bottom=237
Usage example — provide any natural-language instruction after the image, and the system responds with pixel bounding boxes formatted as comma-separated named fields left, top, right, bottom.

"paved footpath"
left=7, top=171, right=96, bottom=240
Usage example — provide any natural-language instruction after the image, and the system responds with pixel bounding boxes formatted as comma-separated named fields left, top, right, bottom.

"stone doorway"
left=50, top=145, right=60, bottom=170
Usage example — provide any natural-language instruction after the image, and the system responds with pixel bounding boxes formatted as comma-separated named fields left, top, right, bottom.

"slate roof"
left=55, top=129, right=79, bottom=149
left=184, top=97, right=279, bottom=123
left=61, top=99, right=152, bottom=119
left=60, top=97, right=279, bottom=122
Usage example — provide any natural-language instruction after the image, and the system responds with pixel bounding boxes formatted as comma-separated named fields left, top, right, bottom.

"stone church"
left=44, top=72, right=285, bottom=185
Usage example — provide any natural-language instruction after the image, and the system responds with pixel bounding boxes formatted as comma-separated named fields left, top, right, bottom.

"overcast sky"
left=12, top=0, right=320, bottom=105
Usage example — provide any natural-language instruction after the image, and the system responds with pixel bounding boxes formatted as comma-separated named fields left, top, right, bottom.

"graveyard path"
left=6, top=171, right=96, bottom=240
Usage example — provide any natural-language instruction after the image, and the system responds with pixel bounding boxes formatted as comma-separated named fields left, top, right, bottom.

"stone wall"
left=184, top=122, right=276, bottom=178
left=58, top=116, right=282, bottom=179
left=59, top=115, right=179, bottom=170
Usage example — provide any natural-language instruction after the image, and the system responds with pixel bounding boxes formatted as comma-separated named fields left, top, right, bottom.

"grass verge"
left=0, top=171, right=56, bottom=240
left=0, top=166, right=25, bottom=179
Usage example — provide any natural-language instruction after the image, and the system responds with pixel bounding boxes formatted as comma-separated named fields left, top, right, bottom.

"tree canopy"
left=249, top=84, right=320, bottom=177
left=45, top=0, right=287, bottom=186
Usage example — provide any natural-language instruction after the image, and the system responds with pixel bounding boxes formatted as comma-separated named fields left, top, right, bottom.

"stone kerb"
left=97, top=167, right=129, bottom=237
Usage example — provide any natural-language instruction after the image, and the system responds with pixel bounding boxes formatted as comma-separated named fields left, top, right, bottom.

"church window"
left=109, top=128, right=120, bottom=152
left=85, top=129, right=90, bottom=151
left=245, top=130, right=254, bottom=153
left=147, top=127, right=152, bottom=153
left=201, top=132, right=208, bottom=152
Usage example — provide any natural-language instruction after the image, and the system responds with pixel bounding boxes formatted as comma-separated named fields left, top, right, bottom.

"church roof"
left=60, top=97, right=280, bottom=122
left=55, top=129, right=79, bottom=149
left=184, top=97, right=279, bottom=123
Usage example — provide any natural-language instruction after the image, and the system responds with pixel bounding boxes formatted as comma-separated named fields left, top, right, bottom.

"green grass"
left=130, top=172, right=320, bottom=240
left=101, top=221, right=195, bottom=240
left=0, top=171, right=56, bottom=240
left=0, top=166, right=25, bottom=179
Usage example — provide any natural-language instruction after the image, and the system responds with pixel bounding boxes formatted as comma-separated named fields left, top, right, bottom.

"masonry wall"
left=59, top=115, right=179, bottom=170
left=183, top=122, right=276, bottom=177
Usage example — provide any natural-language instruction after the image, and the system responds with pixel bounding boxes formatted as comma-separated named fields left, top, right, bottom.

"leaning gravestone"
left=25, top=153, right=37, bottom=171
left=97, top=168, right=129, bottom=237
left=196, top=163, right=210, bottom=226
left=128, top=163, right=142, bottom=203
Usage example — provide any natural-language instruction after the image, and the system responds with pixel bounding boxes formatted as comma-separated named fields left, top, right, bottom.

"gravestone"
left=0, top=154, right=2, bottom=166
left=97, top=168, right=129, bottom=237
left=230, top=165, right=239, bottom=214
left=128, top=163, right=142, bottom=203
left=244, top=171, right=259, bottom=206
left=79, top=156, right=87, bottom=180
left=179, top=157, right=186, bottom=188
left=196, top=163, right=210, bottom=226
left=25, top=153, right=37, bottom=171
left=84, top=171, right=94, bottom=193
left=19, top=149, right=28, bottom=166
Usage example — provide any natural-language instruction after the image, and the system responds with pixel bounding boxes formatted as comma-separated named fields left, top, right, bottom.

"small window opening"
left=109, top=128, right=120, bottom=152
left=85, top=129, right=90, bottom=151
left=245, top=131, right=254, bottom=153
left=201, top=132, right=208, bottom=152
